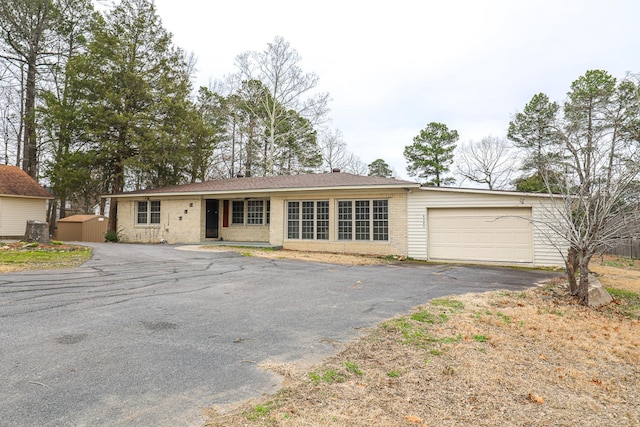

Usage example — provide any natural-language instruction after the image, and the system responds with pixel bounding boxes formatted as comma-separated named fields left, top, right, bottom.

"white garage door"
left=428, top=207, right=533, bottom=264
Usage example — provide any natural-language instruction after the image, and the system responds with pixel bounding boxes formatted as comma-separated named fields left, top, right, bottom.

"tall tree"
left=273, top=109, right=321, bottom=174
left=0, top=0, right=59, bottom=177
left=367, top=158, right=393, bottom=178
left=507, top=92, right=562, bottom=191
left=233, top=36, right=329, bottom=176
left=404, top=122, right=458, bottom=186
left=40, top=0, right=95, bottom=226
left=185, top=87, right=223, bottom=182
left=68, top=0, right=194, bottom=231
left=455, top=136, right=513, bottom=190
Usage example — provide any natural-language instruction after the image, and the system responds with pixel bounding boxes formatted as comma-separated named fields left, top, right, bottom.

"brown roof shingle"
left=0, top=165, right=53, bottom=198
left=112, top=172, right=419, bottom=196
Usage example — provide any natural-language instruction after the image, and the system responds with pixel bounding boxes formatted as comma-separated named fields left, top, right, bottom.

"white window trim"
left=136, top=200, right=161, bottom=227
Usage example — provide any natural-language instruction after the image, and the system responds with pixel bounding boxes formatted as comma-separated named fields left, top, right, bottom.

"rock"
left=587, top=274, right=613, bottom=308
left=23, top=220, right=50, bottom=244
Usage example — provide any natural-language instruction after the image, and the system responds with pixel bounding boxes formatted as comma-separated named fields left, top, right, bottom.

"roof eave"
left=103, top=183, right=420, bottom=199
left=417, top=186, right=561, bottom=198
left=0, top=193, right=54, bottom=200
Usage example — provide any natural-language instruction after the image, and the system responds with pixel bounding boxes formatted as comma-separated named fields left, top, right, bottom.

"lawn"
left=204, top=255, right=640, bottom=427
left=0, top=241, right=92, bottom=272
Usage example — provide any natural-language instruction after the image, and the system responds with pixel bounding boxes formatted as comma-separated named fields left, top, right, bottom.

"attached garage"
left=407, top=187, right=566, bottom=267
left=427, top=207, right=533, bottom=264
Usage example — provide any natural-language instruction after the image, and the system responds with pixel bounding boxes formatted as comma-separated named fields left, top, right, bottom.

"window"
left=287, top=201, right=329, bottom=240
left=137, top=200, right=161, bottom=225
left=301, top=201, right=314, bottom=239
left=287, top=201, right=300, bottom=239
left=338, top=201, right=352, bottom=240
left=355, top=200, right=370, bottom=240
left=247, top=200, right=264, bottom=225
left=232, top=201, right=244, bottom=224
left=231, top=200, right=270, bottom=225
left=266, top=201, right=271, bottom=225
left=316, top=201, right=329, bottom=240
left=372, top=200, right=389, bottom=241
left=338, top=199, right=388, bottom=241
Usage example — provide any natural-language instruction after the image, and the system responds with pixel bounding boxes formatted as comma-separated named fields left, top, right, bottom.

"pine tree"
left=404, top=122, right=458, bottom=186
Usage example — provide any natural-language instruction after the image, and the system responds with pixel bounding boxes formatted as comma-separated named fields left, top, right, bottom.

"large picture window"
left=338, top=199, right=388, bottom=241
left=137, top=200, right=161, bottom=225
left=287, top=201, right=329, bottom=240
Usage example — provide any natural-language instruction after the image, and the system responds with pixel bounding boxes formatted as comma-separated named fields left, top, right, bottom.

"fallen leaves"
left=528, top=393, right=545, bottom=404
left=406, top=415, right=427, bottom=426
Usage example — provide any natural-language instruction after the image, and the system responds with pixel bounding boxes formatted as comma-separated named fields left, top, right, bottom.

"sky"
left=143, top=0, right=639, bottom=180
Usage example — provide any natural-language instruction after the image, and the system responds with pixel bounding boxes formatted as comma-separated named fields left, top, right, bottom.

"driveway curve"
left=0, top=243, right=557, bottom=426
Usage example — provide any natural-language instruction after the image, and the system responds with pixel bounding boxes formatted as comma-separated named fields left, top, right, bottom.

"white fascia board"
left=103, top=183, right=421, bottom=199
left=0, top=194, right=53, bottom=200
left=416, top=186, right=561, bottom=199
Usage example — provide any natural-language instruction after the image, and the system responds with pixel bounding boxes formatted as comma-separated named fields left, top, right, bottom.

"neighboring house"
left=0, top=165, right=53, bottom=239
left=107, top=171, right=566, bottom=267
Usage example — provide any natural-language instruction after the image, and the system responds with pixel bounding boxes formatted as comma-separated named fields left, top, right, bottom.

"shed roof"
left=0, top=165, right=53, bottom=198
left=109, top=172, right=419, bottom=198
left=58, top=215, right=106, bottom=223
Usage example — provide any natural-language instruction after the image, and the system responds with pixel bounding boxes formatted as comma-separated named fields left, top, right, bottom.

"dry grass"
left=591, top=255, right=640, bottom=293
left=203, top=254, right=640, bottom=427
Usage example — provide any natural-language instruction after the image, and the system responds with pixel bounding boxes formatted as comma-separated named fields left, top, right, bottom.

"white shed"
left=407, top=187, right=566, bottom=267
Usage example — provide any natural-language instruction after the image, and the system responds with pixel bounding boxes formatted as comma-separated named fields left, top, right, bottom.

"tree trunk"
left=576, top=251, right=593, bottom=305
left=24, top=220, right=50, bottom=244
left=108, top=199, right=118, bottom=233
left=108, top=160, right=124, bottom=232
left=566, top=246, right=578, bottom=294
left=22, top=53, right=38, bottom=178
left=47, top=198, right=57, bottom=236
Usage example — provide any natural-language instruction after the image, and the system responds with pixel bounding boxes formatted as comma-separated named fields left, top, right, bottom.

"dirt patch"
left=201, top=246, right=394, bottom=266
left=204, top=259, right=640, bottom=426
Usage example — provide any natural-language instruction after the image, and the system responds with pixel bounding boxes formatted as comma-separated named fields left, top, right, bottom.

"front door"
left=205, top=199, right=219, bottom=238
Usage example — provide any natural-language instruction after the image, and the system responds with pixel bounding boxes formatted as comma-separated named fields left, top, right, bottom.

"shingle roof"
left=111, top=172, right=419, bottom=197
left=0, top=165, right=53, bottom=198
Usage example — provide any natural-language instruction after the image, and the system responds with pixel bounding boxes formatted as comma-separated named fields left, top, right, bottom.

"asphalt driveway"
left=0, top=243, right=558, bottom=426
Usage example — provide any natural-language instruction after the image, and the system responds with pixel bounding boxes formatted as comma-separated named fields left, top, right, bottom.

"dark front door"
left=206, top=199, right=219, bottom=238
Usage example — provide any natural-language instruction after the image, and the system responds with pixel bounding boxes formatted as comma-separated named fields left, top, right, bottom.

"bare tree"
left=233, top=36, right=329, bottom=175
left=317, top=127, right=368, bottom=175
left=317, top=127, right=350, bottom=171
left=516, top=70, right=640, bottom=305
left=455, top=135, right=515, bottom=190
left=343, top=153, right=368, bottom=175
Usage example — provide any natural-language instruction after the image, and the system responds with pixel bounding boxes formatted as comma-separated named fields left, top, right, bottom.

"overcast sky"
left=146, top=0, right=639, bottom=179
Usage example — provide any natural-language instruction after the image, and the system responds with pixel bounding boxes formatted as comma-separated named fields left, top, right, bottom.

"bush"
left=104, top=230, right=120, bottom=243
